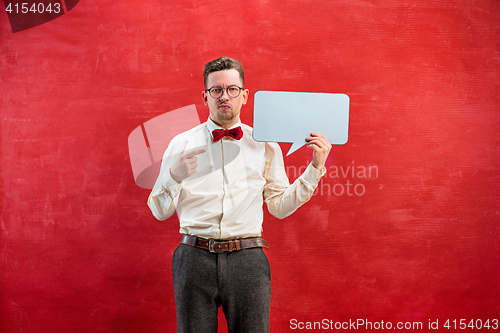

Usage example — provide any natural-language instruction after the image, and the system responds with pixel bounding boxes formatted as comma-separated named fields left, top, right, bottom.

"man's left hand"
left=306, top=132, right=332, bottom=171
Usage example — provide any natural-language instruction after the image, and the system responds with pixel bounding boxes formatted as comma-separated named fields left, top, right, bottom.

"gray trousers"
left=172, top=243, right=271, bottom=333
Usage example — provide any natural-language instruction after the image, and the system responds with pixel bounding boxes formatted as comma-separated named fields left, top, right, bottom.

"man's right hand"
left=170, top=148, right=206, bottom=183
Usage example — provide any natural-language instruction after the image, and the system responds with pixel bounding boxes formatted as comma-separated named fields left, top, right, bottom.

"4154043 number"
left=444, top=319, right=498, bottom=330
left=5, top=3, right=62, bottom=14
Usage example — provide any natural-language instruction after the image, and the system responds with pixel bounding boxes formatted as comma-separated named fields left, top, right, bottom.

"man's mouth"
left=219, top=104, right=230, bottom=110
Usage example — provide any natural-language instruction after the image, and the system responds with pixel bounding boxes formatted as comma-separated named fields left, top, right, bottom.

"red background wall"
left=1, top=0, right=499, bottom=332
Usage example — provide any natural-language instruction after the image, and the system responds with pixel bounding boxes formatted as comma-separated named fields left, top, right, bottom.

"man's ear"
left=202, top=90, right=208, bottom=105
left=242, top=89, right=249, bottom=105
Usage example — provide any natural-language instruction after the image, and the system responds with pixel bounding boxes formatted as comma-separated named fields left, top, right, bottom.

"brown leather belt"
left=180, top=234, right=269, bottom=253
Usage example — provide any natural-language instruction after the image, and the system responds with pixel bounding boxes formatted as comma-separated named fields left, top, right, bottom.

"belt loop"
left=180, top=234, right=198, bottom=247
left=239, top=239, right=244, bottom=250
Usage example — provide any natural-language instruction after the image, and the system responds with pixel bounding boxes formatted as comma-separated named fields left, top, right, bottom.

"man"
left=148, top=57, right=331, bottom=333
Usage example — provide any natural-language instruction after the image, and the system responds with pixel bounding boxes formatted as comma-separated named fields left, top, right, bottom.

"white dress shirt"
left=147, top=118, right=325, bottom=239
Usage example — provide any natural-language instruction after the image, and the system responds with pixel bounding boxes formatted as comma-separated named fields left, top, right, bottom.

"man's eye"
left=212, top=88, right=222, bottom=93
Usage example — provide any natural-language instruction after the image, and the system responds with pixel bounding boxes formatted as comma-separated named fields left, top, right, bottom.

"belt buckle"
left=209, top=239, right=224, bottom=253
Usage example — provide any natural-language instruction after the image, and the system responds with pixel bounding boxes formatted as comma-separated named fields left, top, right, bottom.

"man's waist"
left=180, top=234, right=269, bottom=253
left=179, top=221, right=264, bottom=240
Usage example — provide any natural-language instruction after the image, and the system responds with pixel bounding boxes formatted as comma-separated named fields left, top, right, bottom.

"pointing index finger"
left=185, top=148, right=206, bottom=158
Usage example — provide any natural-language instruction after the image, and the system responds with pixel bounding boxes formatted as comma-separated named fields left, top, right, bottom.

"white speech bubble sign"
left=253, top=91, right=350, bottom=156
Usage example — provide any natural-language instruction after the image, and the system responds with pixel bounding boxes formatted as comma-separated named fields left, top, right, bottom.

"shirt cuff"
left=163, top=173, right=182, bottom=199
left=300, top=163, right=326, bottom=187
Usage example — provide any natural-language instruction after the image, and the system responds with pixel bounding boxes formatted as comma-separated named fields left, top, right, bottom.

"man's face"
left=202, top=69, right=249, bottom=128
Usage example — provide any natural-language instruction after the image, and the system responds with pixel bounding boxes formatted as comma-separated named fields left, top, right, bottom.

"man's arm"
left=263, top=133, right=331, bottom=219
left=147, top=142, right=182, bottom=221
left=147, top=140, right=205, bottom=221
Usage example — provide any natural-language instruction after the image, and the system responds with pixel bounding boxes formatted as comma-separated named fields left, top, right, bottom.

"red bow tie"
left=212, top=126, right=243, bottom=142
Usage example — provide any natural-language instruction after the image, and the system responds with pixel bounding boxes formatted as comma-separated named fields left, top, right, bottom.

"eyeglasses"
left=205, top=85, right=243, bottom=99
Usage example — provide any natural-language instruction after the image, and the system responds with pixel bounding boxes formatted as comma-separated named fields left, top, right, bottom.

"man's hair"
left=203, top=57, right=245, bottom=89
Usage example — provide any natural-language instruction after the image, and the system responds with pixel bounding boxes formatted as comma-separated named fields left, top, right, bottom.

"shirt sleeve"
left=262, top=142, right=326, bottom=219
left=147, top=139, right=184, bottom=221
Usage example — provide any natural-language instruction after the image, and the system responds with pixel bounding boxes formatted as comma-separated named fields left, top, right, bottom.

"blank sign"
left=253, top=91, right=350, bottom=155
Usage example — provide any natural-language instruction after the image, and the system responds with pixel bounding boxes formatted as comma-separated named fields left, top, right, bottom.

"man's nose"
left=220, top=89, right=230, bottom=100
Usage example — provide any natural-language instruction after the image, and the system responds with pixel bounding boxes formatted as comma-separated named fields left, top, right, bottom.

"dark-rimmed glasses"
left=205, top=85, right=243, bottom=99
